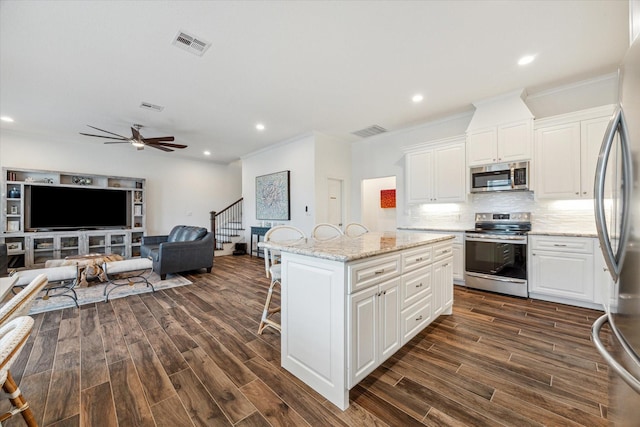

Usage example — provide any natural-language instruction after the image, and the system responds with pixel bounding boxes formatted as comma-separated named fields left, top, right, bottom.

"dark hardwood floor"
left=2, top=255, right=612, bottom=426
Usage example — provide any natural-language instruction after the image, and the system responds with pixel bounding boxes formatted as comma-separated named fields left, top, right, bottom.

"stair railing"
left=210, top=198, right=243, bottom=251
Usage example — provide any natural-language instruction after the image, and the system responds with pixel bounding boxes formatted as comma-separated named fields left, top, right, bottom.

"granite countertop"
left=258, top=231, right=454, bottom=262
left=527, top=230, right=598, bottom=238
left=397, top=226, right=468, bottom=233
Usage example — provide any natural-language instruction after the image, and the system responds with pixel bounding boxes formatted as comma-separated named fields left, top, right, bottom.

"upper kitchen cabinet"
left=466, top=119, right=533, bottom=166
left=404, top=136, right=466, bottom=204
left=534, top=105, right=615, bottom=199
left=465, top=90, right=535, bottom=167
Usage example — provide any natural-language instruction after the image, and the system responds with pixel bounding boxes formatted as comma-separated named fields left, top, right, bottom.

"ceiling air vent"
left=139, top=102, right=164, bottom=112
left=352, top=125, right=388, bottom=138
left=172, top=30, right=211, bottom=57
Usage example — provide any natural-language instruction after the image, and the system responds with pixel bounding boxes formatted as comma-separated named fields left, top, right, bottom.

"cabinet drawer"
left=348, top=254, right=401, bottom=294
left=401, top=295, right=432, bottom=345
left=401, top=267, right=432, bottom=309
left=432, top=240, right=454, bottom=261
left=401, top=246, right=432, bottom=273
left=530, top=236, right=592, bottom=254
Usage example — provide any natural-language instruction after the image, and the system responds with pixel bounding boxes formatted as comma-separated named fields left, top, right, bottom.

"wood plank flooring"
left=1, top=255, right=613, bottom=426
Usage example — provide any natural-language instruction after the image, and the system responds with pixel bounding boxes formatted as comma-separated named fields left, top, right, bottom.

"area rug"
left=28, top=272, right=192, bottom=314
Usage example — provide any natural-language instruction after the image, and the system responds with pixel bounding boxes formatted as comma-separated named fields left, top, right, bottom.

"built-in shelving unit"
left=1, top=167, right=146, bottom=269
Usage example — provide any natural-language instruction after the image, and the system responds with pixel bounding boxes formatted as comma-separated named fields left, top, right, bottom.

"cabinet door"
left=467, top=128, right=497, bottom=166
left=349, top=286, right=378, bottom=387
left=452, top=243, right=464, bottom=282
left=433, top=256, right=453, bottom=316
left=530, top=250, right=594, bottom=302
left=434, top=143, right=465, bottom=202
left=581, top=116, right=612, bottom=199
left=498, top=120, right=531, bottom=162
left=406, top=150, right=433, bottom=203
left=378, top=278, right=401, bottom=363
left=535, top=122, right=581, bottom=199
left=108, top=232, right=127, bottom=257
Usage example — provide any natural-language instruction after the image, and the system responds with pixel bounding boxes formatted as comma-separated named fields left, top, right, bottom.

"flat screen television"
left=27, top=186, right=129, bottom=230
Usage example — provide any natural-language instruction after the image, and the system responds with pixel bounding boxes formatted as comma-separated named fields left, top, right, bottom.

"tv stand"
left=1, top=167, right=146, bottom=269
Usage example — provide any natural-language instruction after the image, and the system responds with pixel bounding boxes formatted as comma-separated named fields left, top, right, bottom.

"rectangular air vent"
left=172, top=30, right=211, bottom=56
left=352, top=125, right=388, bottom=138
left=140, top=102, right=164, bottom=112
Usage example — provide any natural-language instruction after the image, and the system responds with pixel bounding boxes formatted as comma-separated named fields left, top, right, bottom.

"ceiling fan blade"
left=146, top=143, right=174, bottom=152
left=86, top=125, right=129, bottom=139
left=150, top=142, right=187, bottom=149
left=103, top=141, right=132, bottom=144
left=142, top=136, right=175, bottom=143
left=79, top=132, right=129, bottom=141
left=131, top=127, right=141, bottom=140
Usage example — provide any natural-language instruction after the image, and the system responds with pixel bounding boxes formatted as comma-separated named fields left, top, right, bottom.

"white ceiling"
left=0, top=1, right=630, bottom=164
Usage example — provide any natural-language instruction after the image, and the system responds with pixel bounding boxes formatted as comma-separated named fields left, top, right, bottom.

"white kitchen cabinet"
left=467, top=120, right=532, bottom=166
left=405, top=137, right=465, bottom=204
left=349, top=276, right=401, bottom=387
left=534, top=106, right=615, bottom=199
left=529, top=235, right=602, bottom=309
left=277, top=234, right=453, bottom=410
left=432, top=250, right=454, bottom=317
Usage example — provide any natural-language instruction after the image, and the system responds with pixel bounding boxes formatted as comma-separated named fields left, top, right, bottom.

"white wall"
left=314, top=132, right=351, bottom=226
left=0, top=131, right=242, bottom=235
left=242, top=133, right=316, bottom=238
left=362, top=176, right=396, bottom=232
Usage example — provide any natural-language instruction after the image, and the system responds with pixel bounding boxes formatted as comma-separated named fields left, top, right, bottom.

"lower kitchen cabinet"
left=349, top=276, right=401, bottom=386
left=528, top=235, right=603, bottom=309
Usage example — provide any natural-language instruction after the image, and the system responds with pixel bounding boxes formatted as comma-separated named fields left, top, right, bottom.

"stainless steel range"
left=464, top=212, right=531, bottom=297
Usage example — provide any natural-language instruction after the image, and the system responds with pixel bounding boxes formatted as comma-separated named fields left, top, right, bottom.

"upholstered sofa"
left=140, top=225, right=214, bottom=280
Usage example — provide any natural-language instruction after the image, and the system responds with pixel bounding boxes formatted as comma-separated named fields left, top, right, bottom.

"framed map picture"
left=256, top=170, right=290, bottom=220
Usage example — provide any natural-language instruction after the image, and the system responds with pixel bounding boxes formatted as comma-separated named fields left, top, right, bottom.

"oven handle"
left=464, top=272, right=527, bottom=284
left=465, top=235, right=527, bottom=244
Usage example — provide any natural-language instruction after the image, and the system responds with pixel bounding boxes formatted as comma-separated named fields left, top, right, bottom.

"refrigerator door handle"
left=594, top=107, right=632, bottom=282
left=592, top=314, right=640, bottom=393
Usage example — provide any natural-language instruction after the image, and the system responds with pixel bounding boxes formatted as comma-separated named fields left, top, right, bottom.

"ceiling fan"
left=79, top=124, right=187, bottom=152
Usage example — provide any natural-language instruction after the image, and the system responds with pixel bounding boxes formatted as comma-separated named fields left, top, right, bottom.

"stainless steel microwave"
left=470, top=161, right=529, bottom=193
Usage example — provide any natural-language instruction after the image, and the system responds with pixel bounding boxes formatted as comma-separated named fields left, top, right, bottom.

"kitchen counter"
left=259, top=231, right=454, bottom=262
left=264, top=230, right=454, bottom=410
left=397, top=226, right=469, bottom=233
left=528, top=230, right=598, bottom=238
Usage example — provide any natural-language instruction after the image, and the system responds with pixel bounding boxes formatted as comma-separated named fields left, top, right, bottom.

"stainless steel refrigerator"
left=592, top=32, right=640, bottom=426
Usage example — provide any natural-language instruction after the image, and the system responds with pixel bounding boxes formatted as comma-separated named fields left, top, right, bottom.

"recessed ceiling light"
left=518, top=55, right=536, bottom=66
left=412, top=94, right=424, bottom=103
left=256, top=123, right=265, bottom=131
left=0, top=116, right=14, bottom=123
left=203, top=150, right=211, bottom=156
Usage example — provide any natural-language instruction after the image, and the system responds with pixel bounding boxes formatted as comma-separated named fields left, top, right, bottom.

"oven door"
left=465, top=235, right=527, bottom=280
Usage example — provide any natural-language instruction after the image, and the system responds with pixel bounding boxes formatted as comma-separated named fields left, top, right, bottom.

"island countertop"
left=258, top=231, right=454, bottom=262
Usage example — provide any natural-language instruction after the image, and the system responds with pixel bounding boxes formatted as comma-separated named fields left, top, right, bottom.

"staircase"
left=210, top=198, right=244, bottom=256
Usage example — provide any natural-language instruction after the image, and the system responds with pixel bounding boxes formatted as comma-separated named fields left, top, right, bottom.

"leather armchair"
left=141, top=225, right=214, bottom=280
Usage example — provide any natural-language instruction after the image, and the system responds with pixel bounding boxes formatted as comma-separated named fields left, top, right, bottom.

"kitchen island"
left=260, top=231, right=454, bottom=410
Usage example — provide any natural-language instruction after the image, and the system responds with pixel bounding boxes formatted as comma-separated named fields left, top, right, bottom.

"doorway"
left=362, top=176, right=397, bottom=232
left=327, top=178, right=343, bottom=228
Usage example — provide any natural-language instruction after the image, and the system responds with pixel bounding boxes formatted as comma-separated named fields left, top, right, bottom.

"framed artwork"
left=256, top=170, right=291, bottom=220
left=380, top=189, right=396, bottom=208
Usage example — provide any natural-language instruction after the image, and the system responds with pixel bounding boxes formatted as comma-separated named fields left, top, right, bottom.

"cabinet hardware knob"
left=416, top=283, right=423, bottom=288
left=443, top=263, right=449, bottom=267
left=575, top=192, right=579, bottom=195
left=553, top=244, right=567, bottom=247
left=583, top=191, right=587, bottom=194
left=374, top=270, right=384, bottom=275
left=415, top=315, right=423, bottom=321
left=415, top=257, right=423, bottom=262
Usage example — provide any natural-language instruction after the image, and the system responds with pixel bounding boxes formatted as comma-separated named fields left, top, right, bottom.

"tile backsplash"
left=407, top=191, right=601, bottom=234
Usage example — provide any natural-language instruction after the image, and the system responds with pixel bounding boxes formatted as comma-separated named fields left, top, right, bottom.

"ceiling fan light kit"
left=79, top=124, right=187, bottom=152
